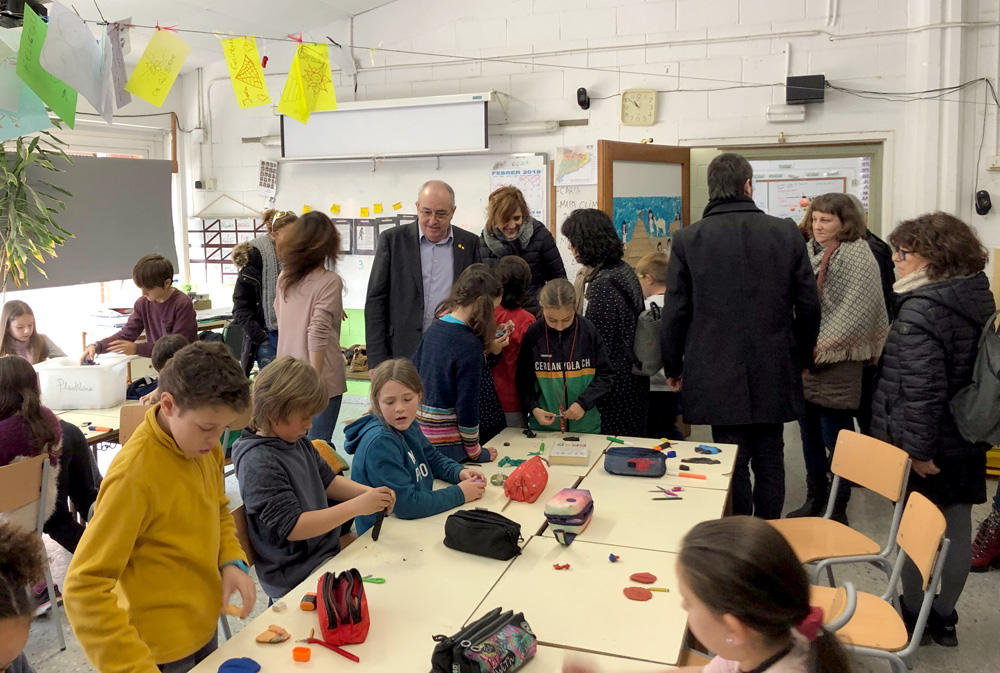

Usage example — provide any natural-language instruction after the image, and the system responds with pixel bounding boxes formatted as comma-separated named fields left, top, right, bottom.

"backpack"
left=632, top=301, right=663, bottom=377
left=950, top=309, right=1000, bottom=444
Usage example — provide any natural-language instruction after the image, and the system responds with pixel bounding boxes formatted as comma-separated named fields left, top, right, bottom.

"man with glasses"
left=365, top=180, right=480, bottom=376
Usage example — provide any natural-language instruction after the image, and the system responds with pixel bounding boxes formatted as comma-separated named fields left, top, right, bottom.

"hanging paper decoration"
left=107, top=23, right=132, bottom=109
left=16, top=5, right=78, bottom=128
left=278, top=43, right=337, bottom=125
left=40, top=2, right=114, bottom=124
left=222, top=36, right=270, bottom=109
left=126, top=27, right=191, bottom=107
left=0, top=42, right=51, bottom=143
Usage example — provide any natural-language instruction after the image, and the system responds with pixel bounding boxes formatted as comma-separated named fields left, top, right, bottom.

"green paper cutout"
left=16, top=5, right=77, bottom=128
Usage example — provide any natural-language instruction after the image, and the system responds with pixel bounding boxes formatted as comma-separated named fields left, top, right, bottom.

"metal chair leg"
left=825, top=564, right=836, bottom=587
left=219, top=614, right=232, bottom=642
left=44, top=565, right=66, bottom=651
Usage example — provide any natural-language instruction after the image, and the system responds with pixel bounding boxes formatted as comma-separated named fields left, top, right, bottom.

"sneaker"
left=32, top=583, right=63, bottom=618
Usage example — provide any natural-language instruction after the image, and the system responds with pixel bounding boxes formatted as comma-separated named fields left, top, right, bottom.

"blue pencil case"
left=603, top=446, right=667, bottom=478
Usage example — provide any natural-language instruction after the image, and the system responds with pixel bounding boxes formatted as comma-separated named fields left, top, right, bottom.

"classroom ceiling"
left=10, top=0, right=396, bottom=70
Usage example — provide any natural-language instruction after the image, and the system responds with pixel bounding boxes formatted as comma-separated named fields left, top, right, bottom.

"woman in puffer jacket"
left=871, top=212, right=994, bottom=648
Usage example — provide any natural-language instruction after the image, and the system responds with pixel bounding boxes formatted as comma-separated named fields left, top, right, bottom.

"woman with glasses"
left=787, top=193, right=889, bottom=523
left=231, top=209, right=297, bottom=374
left=477, top=186, right=566, bottom=315
left=871, top=212, right=994, bottom=647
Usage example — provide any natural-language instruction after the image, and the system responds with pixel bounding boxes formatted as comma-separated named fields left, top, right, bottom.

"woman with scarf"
left=872, top=212, right=994, bottom=647
left=231, top=209, right=297, bottom=374
left=478, top=186, right=566, bottom=314
left=787, top=193, right=888, bottom=523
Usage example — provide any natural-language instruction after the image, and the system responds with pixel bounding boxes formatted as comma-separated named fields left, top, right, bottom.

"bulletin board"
left=273, top=153, right=549, bottom=310
left=754, top=177, right=847, bottom=220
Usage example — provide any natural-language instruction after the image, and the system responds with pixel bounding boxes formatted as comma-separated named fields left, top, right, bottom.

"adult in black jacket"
left=661, top=153, right=821, bottom=520
left=871, top=212, right=994, bottom=647
left=478, top=186, right=566, bottom=314
left=230, top=209, right=297, bottom=375
left=365, top=181, right=480, bottom=372
left=562, top=209, right=648, bottom=437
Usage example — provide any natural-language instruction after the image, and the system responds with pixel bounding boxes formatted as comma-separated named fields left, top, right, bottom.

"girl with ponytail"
left=564, top=516, right=852, bottom=673
left=411, top=264, right=504, bottom=463
left=0, top=521, right=48, bottom=672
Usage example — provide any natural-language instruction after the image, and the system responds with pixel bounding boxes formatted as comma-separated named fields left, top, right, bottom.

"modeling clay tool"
left=296, top=638, right=360, bottom=663
left=361, top=575, right=385, bottom=584
left=667, top=469, right=707, bottom=480
left=372, top=508, right=386, bottom=541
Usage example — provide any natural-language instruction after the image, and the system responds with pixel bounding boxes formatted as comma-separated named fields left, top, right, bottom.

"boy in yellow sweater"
left=64, top=341, right=255, bottom=673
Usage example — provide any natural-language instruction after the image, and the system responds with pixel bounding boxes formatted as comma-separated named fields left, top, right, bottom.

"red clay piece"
left=552, top=563, right=571, bottom=570
left=624, top=587, right=653, bottom=601
left=629, top=572, right=657, bottom=584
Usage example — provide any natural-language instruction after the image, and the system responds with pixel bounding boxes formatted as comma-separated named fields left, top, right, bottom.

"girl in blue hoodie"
left=345, top=358, right=487, bottom=535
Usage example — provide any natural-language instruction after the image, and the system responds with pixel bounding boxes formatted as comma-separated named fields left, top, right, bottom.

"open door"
left=597, top=140, right=690, bottom=266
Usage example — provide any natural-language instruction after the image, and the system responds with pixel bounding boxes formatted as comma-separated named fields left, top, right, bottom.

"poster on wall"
left=555, top=145, right=596, bottom=186
left=611, top=161, right=683, bottom=264
left=490, top=153, right=547, bottom=225
left=376, top=216, right=398, bottom=241
left=332, top=217, right=353, bottom=255
left=354, top=219, right=377, bottom=255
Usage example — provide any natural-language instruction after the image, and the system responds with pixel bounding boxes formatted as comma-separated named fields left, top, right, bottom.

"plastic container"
left=33, top=355, right=133, bottom=410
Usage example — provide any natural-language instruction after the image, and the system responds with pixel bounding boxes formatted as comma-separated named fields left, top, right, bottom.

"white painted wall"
left=177, top=0, right=1000, bottom=272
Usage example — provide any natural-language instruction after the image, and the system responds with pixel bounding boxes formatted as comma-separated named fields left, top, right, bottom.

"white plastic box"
left=33, top=355, right=133, bottom=410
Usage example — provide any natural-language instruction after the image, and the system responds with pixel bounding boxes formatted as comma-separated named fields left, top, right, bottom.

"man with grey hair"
left=365, top=180, right=480, bottom=375
left=660, top=153, right=821, bottom=519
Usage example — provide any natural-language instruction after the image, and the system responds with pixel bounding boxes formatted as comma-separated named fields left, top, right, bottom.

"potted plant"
left=0, top=130, right=72, bottom=292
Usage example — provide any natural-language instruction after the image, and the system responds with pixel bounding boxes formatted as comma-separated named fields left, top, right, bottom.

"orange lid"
left=292, top=646, right=311, bottom=662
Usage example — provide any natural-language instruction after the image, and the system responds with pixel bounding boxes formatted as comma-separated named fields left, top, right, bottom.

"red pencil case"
left=317, top=568, right=370, bottom=646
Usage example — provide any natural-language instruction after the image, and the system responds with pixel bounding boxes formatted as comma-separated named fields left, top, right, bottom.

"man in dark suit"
left=365, top=180, right=480, bottom=375
left=660, top=153, right=821, bottom=519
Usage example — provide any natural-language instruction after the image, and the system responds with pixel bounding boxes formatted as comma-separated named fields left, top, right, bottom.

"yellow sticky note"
left=330, top=203, right=341, bottom=214
left=298, top=43, right=338, bottom=112
left=302, top=204, right=312, bottom=213
left=126, top=29, right=191, bottom=107
left=392, top=202, right=403, bottom=211
left=278, top=49, right=309, bottom=124
left=373, top=203, right=383, bottom=214
left=222, top=36, right=271, bottom=109
left=360, top=207, right=370, bottom=217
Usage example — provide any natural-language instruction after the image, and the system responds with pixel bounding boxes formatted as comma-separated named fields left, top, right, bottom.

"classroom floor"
left=25, top=405, right=1000, bottom=673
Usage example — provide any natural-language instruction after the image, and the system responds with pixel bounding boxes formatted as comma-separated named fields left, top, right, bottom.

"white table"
left=541, top=468, right=729, bottom=553
left=529, top=644, right=676, bottom=671
left=488, top=427, right=613, bottom=478
left=611, top=436, right=738, bottom=492
left=53, top=402, right=140, bottom=447
left=468, top=536, right=687, bottom=666
left=191, top=520, right=520, bottom=673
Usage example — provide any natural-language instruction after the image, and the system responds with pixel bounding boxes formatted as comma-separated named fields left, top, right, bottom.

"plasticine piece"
left=624, top=586, right=653, bottom=601
left=300, top=593, right=317, bottom=611
left=630, top=572, right=658, bottom=584
left=292, top=647, right=311, bottom=662
left=552, top=563, right=571, bottom=570
left=223, top=604, right=242, bottom=617
left=255, top=625, right=290, bottom=644
left=272, top=600, right=287, bottom=613
left=609, top=554, right=620, bottom=563
left=218, top=657, right=261, bottom=673
left=504, top=442, right=511, bottom=446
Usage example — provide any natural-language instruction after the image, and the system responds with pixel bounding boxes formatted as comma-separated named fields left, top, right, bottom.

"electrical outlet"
left=989, top=156, right=1000, bottom=171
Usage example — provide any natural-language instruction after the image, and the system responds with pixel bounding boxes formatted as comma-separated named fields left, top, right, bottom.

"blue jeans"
left=158, top=631, right=217, bottom=672
left=308, top=395, right=343, bottom=444
left=798, top=401, right=856, bottom=480
left=255, top=331, right=279, bottom=370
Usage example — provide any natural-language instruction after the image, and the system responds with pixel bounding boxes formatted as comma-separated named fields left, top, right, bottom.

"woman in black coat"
left=478, top=186, right=565, bottom=314
left=561, top=208, right=648, bottom=436
left=871, top=212, right=994, bottom=647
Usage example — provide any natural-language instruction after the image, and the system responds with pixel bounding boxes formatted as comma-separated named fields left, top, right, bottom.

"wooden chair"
left=219, top=504, right=256, bottom=642
left=119, top=403, right=150, bottom=445
left=0, top=455, right=66, bottom=650
left=809, top=492, right=949, bottom=673
left=770, top=430, right=910, bottom=584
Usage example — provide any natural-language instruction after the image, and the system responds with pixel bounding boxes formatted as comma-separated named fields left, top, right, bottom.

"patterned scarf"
left=809, top=238, right=889, bottom=364
left=249, top=234, right=280, bottom=331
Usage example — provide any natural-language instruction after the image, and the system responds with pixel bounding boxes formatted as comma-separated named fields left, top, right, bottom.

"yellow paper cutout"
left=302, top=204, right=312, bottom=213
left=360, top=207, right=370, bottom=217
left=330, top=203, right=341, bottom=214
left=222, top=36, right=270, bottom=109
left=125, top=29, right=191, bottom=107
left=298, top=43, right=337, bottom=112
left=373, top=203, right=383, bottom=214
left=392, top=202, right=403, bottom=211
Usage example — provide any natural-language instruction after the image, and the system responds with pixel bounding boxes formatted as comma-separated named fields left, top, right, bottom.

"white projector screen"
left=281, top=97, right=489, bottom=159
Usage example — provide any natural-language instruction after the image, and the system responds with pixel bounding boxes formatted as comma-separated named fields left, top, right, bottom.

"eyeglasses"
left=896, top=248, right=913, bottom=261
left=419, top=208, right=453, bottom=221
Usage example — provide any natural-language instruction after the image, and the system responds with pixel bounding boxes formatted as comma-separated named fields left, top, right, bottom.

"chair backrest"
left=230, top=504, right=256, bottom=567
left=830, top=430, right=910, bottom=501
left=230, top=405, right=252, bottom=432
left=0, top=454, right=48, bottom=515
left=825, top=585, right=850, bottom=624
left=119, top=404, right=150, bottom=445
left=896, top=491, right=947, bottom=591
left=222, top=323, right=244, bottom=362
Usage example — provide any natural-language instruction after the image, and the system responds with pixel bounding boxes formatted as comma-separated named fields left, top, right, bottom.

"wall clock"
left=620, top=89, right=657, bottom=126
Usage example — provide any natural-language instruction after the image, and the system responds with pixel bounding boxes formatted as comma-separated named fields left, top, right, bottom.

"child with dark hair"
left=65, top=341, right=255, bottom=673
left=137, top=333, right=191, bottom=405
left=0, top=521, right=49, bottom=672
left=491, top=256, right=536, bottom=428
left=81, top=254, right=198, bottom=362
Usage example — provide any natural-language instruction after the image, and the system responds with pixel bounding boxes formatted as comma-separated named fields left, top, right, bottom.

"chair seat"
left=770, top=518, right=881, bottom=563
left=811, top=585, right=909, bottom=652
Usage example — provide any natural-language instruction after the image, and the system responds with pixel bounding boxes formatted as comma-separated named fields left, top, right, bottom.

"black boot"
left=787, top=476, right=829, bottom=518
left=899, top=596, right=931, bottom=646
left=927, top=609, right=959, bottom=647
left=830, top=481, right=852, bottom=526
